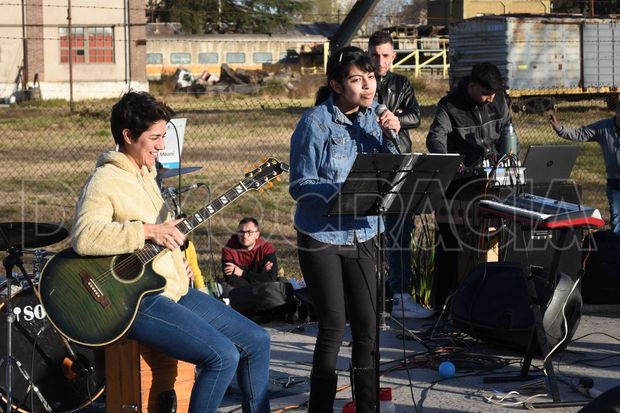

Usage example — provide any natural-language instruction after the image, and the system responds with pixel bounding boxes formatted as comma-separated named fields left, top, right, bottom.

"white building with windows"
left=0, top=0, right=147, bottom=101
left=144, top=23, right=336, bottom=80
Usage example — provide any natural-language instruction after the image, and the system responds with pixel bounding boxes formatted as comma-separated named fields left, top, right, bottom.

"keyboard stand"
left=484, top=225, right=590, bottom=409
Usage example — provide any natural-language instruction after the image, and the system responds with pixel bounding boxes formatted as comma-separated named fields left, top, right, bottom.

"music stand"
left=328, top=152, right=462, bottom=412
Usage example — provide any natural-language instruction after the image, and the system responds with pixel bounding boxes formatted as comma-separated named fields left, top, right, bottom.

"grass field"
left=0, top=78, right=611, bottom=285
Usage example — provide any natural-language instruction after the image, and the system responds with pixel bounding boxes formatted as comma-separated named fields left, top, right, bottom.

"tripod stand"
left=1, top=247, right=56, bottom=412
left=2, top=246, right=26, bottom=413
left=329, top=153, right=462, bottom=412
left=0, top=221, right=73, bottom=412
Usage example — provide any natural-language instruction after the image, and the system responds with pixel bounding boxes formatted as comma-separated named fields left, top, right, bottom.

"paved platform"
left=220, top=306, right=620, bottom=412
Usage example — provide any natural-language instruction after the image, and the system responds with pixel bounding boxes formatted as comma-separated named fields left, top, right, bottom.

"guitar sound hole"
left=112, top=254, right=144, bottom=282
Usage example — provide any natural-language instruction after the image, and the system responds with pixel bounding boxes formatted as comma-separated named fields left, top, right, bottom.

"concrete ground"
left=220, top=305, right=620, bottom=413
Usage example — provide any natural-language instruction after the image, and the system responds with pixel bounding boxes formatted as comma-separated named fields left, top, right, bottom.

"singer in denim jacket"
left=289, top=46, right=398, bottom=413
left=289, top=94, right=398, bottom=244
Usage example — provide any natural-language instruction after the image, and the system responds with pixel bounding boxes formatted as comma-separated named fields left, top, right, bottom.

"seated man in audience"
left=222, top=217, right=278, bottom=288
left=221, top=217, right=300, bottom=322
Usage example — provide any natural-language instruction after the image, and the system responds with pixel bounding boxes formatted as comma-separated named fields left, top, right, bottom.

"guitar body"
left=39, top=248, right=166, bottom=347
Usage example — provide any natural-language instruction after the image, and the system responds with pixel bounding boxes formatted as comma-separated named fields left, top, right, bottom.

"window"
left=253, top=52, right=273, bottom=64
left=146, top=53, right=163, bottom=64
left=170, top=53, right=191, bottom=64
left=88, top=27, right=114, bottom=63
left=60, top=26, right=113, bottom=64
left=226, top=52, right=245, bottom=64
left=198, top=52, right=218, bottom=64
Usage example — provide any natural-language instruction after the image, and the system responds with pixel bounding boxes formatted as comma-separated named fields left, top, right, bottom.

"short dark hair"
left=469, top=63, right=505, bottom=92
left=110, top=91, right=175, bottom=148
left=238, top=217, right=259, bottom=229
left=315, top=46, right=375, bottom=105
left=368, top=30, right=393, bottom=48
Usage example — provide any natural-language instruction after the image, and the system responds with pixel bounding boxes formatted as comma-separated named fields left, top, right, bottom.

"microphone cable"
left=167, top=119, right=183, bottom=211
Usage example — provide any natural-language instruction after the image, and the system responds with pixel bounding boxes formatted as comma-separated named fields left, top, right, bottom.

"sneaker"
left=391, top=294, right=434, bottom=319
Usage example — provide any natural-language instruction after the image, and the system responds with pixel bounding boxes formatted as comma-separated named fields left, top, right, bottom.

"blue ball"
left=438, top=361, right=456, bottom=378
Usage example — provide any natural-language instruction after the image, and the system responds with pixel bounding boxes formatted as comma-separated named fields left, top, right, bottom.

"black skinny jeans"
left=297, top=232, right=377, bottom=376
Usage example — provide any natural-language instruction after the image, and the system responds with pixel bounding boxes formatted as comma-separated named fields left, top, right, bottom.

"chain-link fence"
left=0, top=78, right=612, bottom=281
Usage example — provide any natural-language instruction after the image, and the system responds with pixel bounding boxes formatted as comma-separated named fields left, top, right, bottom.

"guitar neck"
left=139, top=180, right=248, bottom=262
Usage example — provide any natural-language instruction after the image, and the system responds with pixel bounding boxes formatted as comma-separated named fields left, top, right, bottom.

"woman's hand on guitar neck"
left=143, top=219, right=187, bottom=251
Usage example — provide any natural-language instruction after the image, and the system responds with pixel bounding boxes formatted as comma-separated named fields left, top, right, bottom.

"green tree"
left=160, top=0, right=312, bottom=34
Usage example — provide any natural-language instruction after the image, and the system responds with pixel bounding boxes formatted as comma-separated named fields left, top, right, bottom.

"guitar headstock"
left=243, top=158, right=290, bottom=191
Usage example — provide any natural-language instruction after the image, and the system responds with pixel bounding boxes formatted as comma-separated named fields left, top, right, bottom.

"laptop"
left=522, top=145, right=580, bottom=183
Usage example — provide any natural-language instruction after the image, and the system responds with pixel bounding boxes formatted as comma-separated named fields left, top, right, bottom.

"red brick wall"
left=129, top=0, right=146, bottom=82
left=26, top=0, right=44, bottom=82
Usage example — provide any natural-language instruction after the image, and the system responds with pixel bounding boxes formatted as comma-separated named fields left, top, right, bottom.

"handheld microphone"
left=375, top=104, right=400, bottom=150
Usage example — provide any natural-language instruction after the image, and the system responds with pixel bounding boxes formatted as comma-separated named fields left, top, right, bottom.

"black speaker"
left=577, top=385, right=620, bottom=413
left=498, top=181, right=585, bottom=279
left=582, top=230, right=620, bottom=304
left=499, top=226, right=583, bottom=279
left=451, top=262, right=582, bottom=352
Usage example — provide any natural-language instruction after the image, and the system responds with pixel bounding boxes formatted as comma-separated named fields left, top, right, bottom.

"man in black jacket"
left=369, top=30, right=422, bottom=154
left=427, top=62, right=512, bottom=167
left=426, top=62, right=512, bottom=311
left=368, top=31, right=433, bottom=319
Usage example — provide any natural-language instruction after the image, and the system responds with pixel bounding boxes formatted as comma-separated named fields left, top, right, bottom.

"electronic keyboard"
left=478, top=193, right=604, bottom=229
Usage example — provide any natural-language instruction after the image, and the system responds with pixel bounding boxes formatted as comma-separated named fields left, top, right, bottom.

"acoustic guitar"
left=39, top=158, right=288, bottom=346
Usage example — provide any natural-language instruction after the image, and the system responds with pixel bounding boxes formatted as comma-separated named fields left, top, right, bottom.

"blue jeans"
left=385, top=213, right=414, bottom=294
left=607, top=179, right=620, bottom=234
left=127, top=289, right=271, bottom=413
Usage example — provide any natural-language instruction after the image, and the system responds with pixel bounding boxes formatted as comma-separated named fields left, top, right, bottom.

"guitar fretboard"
left=138, top=180, right=249, bottom=262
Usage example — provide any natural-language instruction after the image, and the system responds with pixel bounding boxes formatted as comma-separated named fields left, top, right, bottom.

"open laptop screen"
left=522, top=145, right=580, bottom=183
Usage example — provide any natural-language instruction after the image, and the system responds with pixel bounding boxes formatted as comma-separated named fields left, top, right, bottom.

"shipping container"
left=428, top=0, right=551, bottom=27
left=449, top=15, right=620, bottom=113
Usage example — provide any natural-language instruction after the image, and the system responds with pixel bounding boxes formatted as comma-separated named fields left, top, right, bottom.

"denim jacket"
left=289, top=94, right=398, bottom=245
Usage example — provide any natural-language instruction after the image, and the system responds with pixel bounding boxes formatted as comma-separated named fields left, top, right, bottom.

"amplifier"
left=497, top=181, right=585, bottom=279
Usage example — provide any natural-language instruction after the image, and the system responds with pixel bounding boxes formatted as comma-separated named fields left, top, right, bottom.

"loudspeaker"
left=577, top=385, right=620, bottom=413
left=497, top=180, right=584, bottom=279
left=582, top=230, right=620, bottom=304
left=499, top=226, right=583, bottom=280
left=451, top=262, right=582, bottom=352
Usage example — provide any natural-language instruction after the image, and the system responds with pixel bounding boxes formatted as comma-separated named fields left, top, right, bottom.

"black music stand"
left=328, top=152, right=462, bottom=412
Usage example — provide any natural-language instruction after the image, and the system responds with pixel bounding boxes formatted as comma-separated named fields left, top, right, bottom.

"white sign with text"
left=158, top=118, right=187, bottom=169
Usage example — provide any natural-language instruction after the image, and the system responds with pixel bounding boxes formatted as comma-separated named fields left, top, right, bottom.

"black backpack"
left=228, top=281, right=314, bottom=324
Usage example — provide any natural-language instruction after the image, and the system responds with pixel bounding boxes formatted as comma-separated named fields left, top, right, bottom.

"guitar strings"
left=90, top=172, right=282, bottom=285
left=90, top=184, right=249, bottom=285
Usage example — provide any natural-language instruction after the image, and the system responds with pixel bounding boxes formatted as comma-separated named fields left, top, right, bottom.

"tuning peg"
left=258, top=188, right=264, bottom=193
left=267, top=182, right=274, bottom=189
left=260, top=156, right=267, bottom=163
left=276, top=177, right=282, bottom=182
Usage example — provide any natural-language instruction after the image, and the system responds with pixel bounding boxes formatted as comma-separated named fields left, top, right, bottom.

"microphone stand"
left=163, top=187, right=182, bottom=218
left=163, top=183, right=205, bottom=219
left=3, top=246, right=87, bottom=412
left=3, top=246, right=29, bottom=413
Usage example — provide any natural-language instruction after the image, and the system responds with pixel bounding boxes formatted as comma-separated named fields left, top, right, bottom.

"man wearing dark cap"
left=426, top=62, right=513, bottom=311
left=427, top=62, right=512, bottom=168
